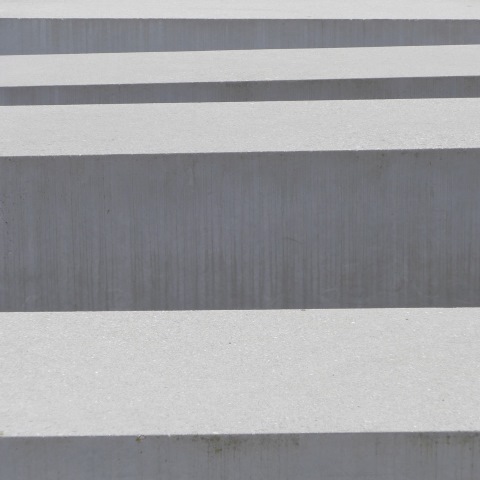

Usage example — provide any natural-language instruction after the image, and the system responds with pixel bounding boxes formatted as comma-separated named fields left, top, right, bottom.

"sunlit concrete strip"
left=0, top=308, right=479, bottom=479
left=2, top=45, right=480, bottom=105
left=1, top=99, right=480, bottom=311
left=1, top=0, right=480, bottom=54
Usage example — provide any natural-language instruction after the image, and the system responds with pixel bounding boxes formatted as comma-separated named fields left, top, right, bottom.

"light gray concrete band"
left=2, top=0, right=479, bottom=19
left=2, top=19, right=480, bottom=55
left=1, top=309, right=480, bottom=435
left=1, top=150, right=480, bottom=311
left=3, top=100, right=480, bottom=156
left=3, top=47, right=480, bottom=87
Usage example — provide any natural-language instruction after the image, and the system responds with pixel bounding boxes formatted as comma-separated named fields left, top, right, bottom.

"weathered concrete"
left=1, top=100, right=480, bottom=311
left=1, top=0, right=480, bottom=54
left=0, top=309, right=480, bottom=478
left=2, top=45, right=480, bottom=105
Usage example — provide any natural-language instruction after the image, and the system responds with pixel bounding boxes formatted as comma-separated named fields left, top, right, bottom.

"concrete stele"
left=1, top=308, right=480, bottom=479
left=1, top=0, right=480, bottom=54
left=1, top=46, right=480, bottom=104
left=1, top=99, right=480, bottom=311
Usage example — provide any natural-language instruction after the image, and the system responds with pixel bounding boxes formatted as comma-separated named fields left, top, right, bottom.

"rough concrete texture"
left=1, top=1, right=480, bottom=54
left=1, top=308, right=480, bottom=435
left=1, top=308, right=480, bottom=479
left=2, top=46, right=480, bottom=104
left=2, top=100, right=480, bottom=311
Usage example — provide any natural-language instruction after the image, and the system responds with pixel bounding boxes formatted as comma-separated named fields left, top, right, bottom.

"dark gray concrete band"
left=1, top=150, right=480, bottom=311
left=2, top=18, right=480, bottom=55
left=1, top=434, right=479, bottom=480
left=3, top=77, right=480, bottom=105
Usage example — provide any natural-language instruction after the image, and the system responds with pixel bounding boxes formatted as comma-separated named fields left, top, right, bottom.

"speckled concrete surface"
left=2, top=308, right=480, bottom=436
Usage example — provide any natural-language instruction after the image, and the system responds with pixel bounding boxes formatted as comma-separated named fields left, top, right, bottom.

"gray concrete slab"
left=2, top=46, right=480, bottom=104
left=1, top=100, right=480, bottom=311
left=1, top=434, right=479, bottom=480
left=0, top=309, right=480, bottom=479
left=1, top=0, right=480, bottom=54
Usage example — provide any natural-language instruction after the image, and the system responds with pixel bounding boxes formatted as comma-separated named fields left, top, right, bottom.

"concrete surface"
left=2, top=100, right=480, bottom=311
left=2, top=99, right=480, bottom=156
left=1, top=434, right=479, bottom=480
left=2, top=46, right=480, bottom=104
left=1, top=308, right=480, bottom=435
left=2, top=0, right=480, bottom=20
left=4, top=46, right=480, bottom=86
left=0, top=309, right=480, bottom=479
left=1, top=1, right=480, bottom=54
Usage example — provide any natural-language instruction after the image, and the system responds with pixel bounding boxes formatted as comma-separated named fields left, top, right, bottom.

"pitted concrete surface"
left=1, top=308, right=480, bottom=436
left=2, top=99, right=480, bottom=156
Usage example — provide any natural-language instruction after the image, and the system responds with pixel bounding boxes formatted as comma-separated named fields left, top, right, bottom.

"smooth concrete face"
left=1, top=150, right=480, bottom=311
left=2, top=46, right=480, bottom=104
left=0, top=45, right=480, bottom=87
left=0, top=15, right=480, bottom=55
left=4, top=46, right=480, bottom=86
left=4, top=77, right=480, bottom=105
left=1, top=434, right=479, bottom=480
left=1, top=0, right=480, bottom=20
left=1, top=308, right=480, bottom=436
left=2, top=100, right=480, bottom=156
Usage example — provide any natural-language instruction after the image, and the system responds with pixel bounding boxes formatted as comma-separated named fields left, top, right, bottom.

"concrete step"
left=2, top=45, right=480, bottom=105
left=1, top=308, right=479, bottom=479
left=1, top=99, right=480, bottom=311
left=2, top=0, right=480, bottom=55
